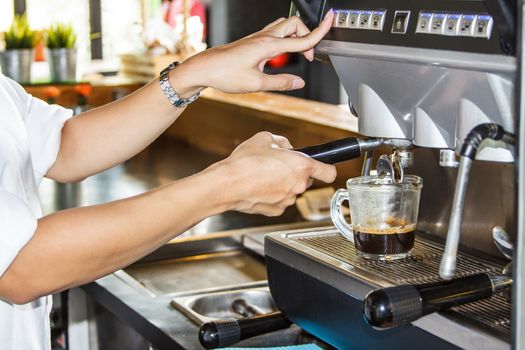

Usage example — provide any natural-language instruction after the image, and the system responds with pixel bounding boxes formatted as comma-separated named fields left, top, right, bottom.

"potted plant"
left=0, top=15, right=37, bottom=84
left=46, top=22, right=77, bottom=82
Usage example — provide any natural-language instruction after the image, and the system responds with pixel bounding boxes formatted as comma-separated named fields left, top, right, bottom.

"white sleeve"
left=0, top=190, right=38, bottom=277
left=25, top=97, right=73, bottom=184
left=2, top=77, right=73, bottom=184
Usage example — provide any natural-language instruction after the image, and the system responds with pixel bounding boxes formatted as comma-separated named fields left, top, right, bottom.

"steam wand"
left=439, top=123, right=515, bottom=280
left=295, top=137, right=414, bottom=166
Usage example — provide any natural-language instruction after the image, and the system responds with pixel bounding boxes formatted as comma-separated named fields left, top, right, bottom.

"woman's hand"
left=209, top=132, right=337, bottom=217
left=170, top=10, right=334, bottom=97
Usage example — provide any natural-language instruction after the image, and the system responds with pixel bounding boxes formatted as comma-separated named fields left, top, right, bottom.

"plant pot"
left=0, top=49, right=34, bottom=84
left=48, top=48, right=77, bottom=82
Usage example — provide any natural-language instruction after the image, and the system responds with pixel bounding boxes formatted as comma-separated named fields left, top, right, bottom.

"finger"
left=277, top=195, right=297, bottom=208
left=307, top=178, right=314, bottom=189
left=251, top=204, right=286, bottom=217
left=270, top=134, right=293, bottom=149
left=270, top=9, right=334, bottom=56
left=303, top=48, right=314, bottom=62
left=275, top=18, right=315, bottom=61
left=257, top=73, right=305, bottom=91
left=264, top=16, right=317, bottom=61
left=309, top=160, right=337, bottom=183
left=253, top=131, right=277, bottom=144
left=266, top=16, right=311, bottom=38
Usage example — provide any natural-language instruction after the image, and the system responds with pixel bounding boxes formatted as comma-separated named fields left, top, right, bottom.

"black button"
left=391, top=11, right=410, bottom=34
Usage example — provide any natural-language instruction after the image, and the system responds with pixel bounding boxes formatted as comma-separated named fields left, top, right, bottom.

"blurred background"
left=0, top=0, right=341, bottom=103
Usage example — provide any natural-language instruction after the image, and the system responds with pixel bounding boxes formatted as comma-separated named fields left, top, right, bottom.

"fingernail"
left=324, top=8, right=333, bottom=20
left=292, top=79, right=305, bottom=89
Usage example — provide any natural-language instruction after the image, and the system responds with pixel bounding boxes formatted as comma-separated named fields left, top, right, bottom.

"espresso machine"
left=262, top=0, right=522, bottom=349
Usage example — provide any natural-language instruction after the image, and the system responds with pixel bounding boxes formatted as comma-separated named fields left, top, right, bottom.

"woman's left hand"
left=170, top=10, right=334, bottom=97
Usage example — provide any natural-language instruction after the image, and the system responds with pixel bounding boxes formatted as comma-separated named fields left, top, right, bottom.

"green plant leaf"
left=46, top=22, right=77, bottom=49
left=3, top=14, right=37, bottom=50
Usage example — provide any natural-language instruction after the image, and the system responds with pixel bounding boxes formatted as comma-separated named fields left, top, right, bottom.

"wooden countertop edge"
left=201, top=89, right=359, bottom=133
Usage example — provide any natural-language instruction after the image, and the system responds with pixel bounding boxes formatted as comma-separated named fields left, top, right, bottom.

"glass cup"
left=330, top=175, right=423, bottom=260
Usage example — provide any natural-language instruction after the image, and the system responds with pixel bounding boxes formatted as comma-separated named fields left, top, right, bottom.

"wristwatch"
left=159, top=61, right=200, bottom=108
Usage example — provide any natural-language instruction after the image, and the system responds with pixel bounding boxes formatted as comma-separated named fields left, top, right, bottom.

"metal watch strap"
left=159, top=61, right=200, bottom=108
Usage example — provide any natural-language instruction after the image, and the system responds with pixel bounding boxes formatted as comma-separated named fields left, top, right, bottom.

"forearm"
left=48, top=66, right=203, bottom=182
left=45, top=11, right=335, bottom=183
left=0, top=165, right=228, bottom=304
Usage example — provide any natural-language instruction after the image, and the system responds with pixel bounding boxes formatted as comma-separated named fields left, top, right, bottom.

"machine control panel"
left=323, top=0, right=514, bottom=55
left=334, top=9, right=386, bottom=31
left=415, top=12, right=493, bottom=38
left=334, top=9, right=493, bottom=39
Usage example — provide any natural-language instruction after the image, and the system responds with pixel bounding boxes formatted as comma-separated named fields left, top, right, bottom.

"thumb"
left=258, top=73, right=305, bottom=91
left=310, top=161, right=337, bottom=183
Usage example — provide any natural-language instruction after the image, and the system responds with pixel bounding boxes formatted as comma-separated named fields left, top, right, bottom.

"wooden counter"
left=23, top=75, right=147, bottom=107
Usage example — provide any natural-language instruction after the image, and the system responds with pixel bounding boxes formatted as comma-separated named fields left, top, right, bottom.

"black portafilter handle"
left=198, top=311, right=292, bottom=349
left=295, top=137, right=382, bottom=164
left=363, top=273, right=512, bottom=330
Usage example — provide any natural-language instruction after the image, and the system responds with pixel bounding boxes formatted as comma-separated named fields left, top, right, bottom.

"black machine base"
left=266, top=256, right=459, bottom=350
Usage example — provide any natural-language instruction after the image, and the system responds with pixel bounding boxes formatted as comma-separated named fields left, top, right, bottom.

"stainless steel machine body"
left=264, top=1, right=522, bottom=349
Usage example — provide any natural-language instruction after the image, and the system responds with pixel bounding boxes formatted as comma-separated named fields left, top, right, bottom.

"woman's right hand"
left=210, top=132, right=337, bottom=216
left=169, top=10, right=335, bottom=98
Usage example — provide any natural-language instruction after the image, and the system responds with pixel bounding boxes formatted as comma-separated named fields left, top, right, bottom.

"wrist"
left=168, top=61, right=206, bottom=99
left=199, top=160, right=241, bottom=213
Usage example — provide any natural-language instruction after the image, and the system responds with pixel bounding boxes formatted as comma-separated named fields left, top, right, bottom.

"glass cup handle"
left=330, top=189, right=354, bottom=242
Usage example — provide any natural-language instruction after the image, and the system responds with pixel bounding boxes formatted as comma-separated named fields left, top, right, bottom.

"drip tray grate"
left=289, top=230, right=511, bottom=336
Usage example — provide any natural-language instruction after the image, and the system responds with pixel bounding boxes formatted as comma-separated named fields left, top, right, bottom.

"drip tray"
left=271, top=227, right=511, bottom=338
left=123, top=250, right=267, bottom=296
left=170, top=284, right=277, bottom=325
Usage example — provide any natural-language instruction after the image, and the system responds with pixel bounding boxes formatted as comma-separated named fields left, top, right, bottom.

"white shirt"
left=0, top=74, right=72, bottom=349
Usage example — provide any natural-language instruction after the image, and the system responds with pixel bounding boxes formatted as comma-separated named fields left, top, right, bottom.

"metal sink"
left=170, top=285, right=276, bottom=325
left=123, top=250, right=267, bottom=296
left=117, top=232, right=268, bottom=296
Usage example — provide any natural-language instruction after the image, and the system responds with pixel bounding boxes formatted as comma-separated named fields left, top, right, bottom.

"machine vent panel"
left=290, top=230, right=511, bottom=336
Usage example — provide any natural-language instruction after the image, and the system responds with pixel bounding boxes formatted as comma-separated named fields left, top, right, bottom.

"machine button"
left=359, top=11, right=373, bottom=29
left=473, top=15, right=493, bottom=38
left=429, top=13, right=446, bottom=34
left=348, top=10, right=361, bottom=28
left=444, top=13, right=460, bottom=36
left=335, top=10, right=350, bottom=28
left=458, top=14, right=476, bottom=36
left=415, top=12, right=432, bottom=34
left=391, top=11, right=411, bottom=34
left=370, top=10, right=386, bottom=31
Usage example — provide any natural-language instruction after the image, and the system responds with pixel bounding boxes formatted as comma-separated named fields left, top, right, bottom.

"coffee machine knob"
left=363, top=285, right=422, bottom=329
left=363, top=273, right=502, bottom=329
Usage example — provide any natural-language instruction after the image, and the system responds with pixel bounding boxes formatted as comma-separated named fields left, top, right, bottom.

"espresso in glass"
left=331, top=175, right=423, bottom=260
left=353, top=220, right=416, bottom=257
